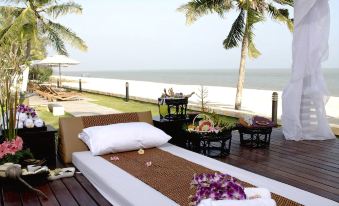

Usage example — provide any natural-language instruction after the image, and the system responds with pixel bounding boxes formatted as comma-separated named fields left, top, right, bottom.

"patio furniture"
left=158, top=97, right=188, bottom=120
left=153, top=116, right=190, bottom=148
left=238, top=116, right=275, bottom=148
left=186, top=130, right=232, bottom=157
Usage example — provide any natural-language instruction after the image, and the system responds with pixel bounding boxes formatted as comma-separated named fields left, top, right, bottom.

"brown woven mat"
left=102, top=148, right=303, bottom=206
left=82, top=112, right=139, bottom=128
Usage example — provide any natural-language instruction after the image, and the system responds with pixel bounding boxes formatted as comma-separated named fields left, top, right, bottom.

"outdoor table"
left=185, top=130, right=232, bottom=157
left=238, top=116, right=275, bottom=148
left=158, top=97, right=188, bottom=120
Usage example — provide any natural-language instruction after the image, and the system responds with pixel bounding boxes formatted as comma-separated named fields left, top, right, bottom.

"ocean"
left=61, top=69, right=339, bottom=96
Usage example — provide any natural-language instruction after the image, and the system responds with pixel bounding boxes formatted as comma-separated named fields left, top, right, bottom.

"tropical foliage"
left=0, top=0, right=87, bottom=58
left=29, top=66, right=53, bottom=83
left=178, top=0, right=293, bottom=109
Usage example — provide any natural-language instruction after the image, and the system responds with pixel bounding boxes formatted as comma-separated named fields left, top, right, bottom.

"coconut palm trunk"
left=235, top=31, right=249, bottom=110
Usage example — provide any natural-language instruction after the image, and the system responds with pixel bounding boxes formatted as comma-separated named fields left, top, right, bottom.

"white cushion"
left=78, top=122, right=172, bottom=155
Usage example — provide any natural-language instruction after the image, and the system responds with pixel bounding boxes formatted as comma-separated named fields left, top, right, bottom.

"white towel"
left=197, top=188, right=276, bottom=206
left=245, top=188, right=271, bottom=199
left=34, top=118, right=44, bottom=127
left=198, top=198, right=276, bottom=206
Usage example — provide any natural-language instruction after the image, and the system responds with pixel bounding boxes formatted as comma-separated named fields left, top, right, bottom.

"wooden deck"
left=1, top=128, right=338, bottom=205
left=219, top=128, right=339, bottom=203
left=0, top=173, right=112, bottom=206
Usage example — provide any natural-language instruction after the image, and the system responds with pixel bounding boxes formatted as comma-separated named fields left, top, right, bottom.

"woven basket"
left=187, top=114, right=222, bottom=134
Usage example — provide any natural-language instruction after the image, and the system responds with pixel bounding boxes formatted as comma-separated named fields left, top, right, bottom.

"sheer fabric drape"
left=282, top=0, right=335, bottom=140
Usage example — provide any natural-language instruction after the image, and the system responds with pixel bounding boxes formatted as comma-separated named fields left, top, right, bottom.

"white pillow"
left=78, top=122, right=172, bottom=155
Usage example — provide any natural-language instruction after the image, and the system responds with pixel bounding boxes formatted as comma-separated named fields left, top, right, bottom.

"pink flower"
left=0, top=136, right=23, bottom=160
left=145, top=161, right=152, bottom=167
left=110, top=156, right=119, bottom=161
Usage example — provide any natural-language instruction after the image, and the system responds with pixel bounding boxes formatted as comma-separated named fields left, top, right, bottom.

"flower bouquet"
left=189, top=173, right=246, bottom=206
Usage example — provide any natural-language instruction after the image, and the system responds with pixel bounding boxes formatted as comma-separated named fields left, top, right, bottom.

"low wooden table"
left=238, top=116, right=274, bottom=148
left=186, top=131, right=232, bottom=157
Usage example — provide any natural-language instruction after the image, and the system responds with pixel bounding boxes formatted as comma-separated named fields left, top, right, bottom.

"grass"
left=83, top=92, right=238, bottom=126
left=35, top=106, right=72, bottom=130
left=84, top=92, right=160, bottom=115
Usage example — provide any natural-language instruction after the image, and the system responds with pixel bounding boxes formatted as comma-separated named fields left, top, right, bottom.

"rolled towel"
left=34, top=118, right=44, bottom=128
left=18, top=112, right=28, bottom=122
left=24, top=119, right=35, bottom=128
left=245, top=188, right=271, bottom=199
left=198, top=198, right=276, bottom=206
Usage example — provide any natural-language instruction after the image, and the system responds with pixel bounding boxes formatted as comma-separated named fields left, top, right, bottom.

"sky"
left=55, top=0, right=339, bottom=71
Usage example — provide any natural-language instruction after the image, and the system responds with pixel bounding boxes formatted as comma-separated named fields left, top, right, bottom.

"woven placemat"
left=102, top=148, right=303, bottom=206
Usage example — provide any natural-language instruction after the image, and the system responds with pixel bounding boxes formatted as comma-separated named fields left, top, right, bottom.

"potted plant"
left=0, top=43, right=34, bottom=165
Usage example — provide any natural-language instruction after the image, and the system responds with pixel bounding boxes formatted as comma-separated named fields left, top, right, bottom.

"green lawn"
left=83, top=92, right=238, bottom=127
left=35, top=106, right=72, bottom=130
left=84, top=92, right=160, bottom=115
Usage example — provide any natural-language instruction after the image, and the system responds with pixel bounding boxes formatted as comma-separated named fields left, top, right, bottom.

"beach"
left=58, top=75, right=339, bottom=128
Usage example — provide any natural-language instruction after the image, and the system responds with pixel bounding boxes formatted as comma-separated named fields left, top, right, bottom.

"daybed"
left=58, top=111, right=337, bottom=206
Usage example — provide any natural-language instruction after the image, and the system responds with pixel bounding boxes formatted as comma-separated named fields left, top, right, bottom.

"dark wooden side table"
left=186, top=131, right=232, bottom=157
left=16, top=125, right=57, bottom=168
left=237, top=116, right=274, bottom=148
left=153, top=116, right=190, bottom=148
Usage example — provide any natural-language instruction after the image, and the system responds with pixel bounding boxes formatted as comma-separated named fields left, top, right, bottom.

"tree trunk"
left=25, top=40, right=31, bottom=60
left=234, top=32, right=249, bottom=110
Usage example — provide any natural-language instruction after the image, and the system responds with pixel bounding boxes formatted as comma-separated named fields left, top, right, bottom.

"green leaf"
left=44, top=2, right=82, bottom=18
left=178, top=0, right=232, bottom=25
left=46, top=20, right=87, bottom=52
left=223, top=10, right=245, bottom=49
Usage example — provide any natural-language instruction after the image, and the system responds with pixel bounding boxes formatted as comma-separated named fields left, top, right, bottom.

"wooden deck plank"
left=2, top=188, right=21, bottom=206
left=21, top=191, right=40, bottom=206
left=62, top=177, right=98, bottom=206
left=74, top=173, right=112, bottom=206
left=49, top=180, right=78, bottom=206
left=36, top=184, right=60, bottom=206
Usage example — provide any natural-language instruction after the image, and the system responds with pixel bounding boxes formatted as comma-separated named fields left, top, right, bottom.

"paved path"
left=28, top=94, right=120, bottom=117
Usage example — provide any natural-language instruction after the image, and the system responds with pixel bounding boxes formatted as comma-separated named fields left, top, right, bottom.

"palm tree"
left=0, top=0, right=87, bottom=60
left=178, top=0, right=293, bottom=110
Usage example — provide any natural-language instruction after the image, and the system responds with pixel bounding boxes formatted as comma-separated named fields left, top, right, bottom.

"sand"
left=57, top=75, right=339, bottom=129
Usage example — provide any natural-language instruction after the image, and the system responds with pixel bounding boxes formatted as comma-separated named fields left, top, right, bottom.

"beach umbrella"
left=36, top=55, right=80, bottom=86
left=282, top=0, right=334, bottom=140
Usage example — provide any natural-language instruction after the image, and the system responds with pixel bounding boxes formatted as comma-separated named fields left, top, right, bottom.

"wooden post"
left=272, top=92, right=278, bottom=125
left=125, top=82, right=129, bottom=102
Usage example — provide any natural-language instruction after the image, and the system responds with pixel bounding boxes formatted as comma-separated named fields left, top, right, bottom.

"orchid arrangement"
left=0, top=136, right=33, bottom=164
left=17, top=104, right=37, bottom=118
left=189, top=173, right=246, bottom=206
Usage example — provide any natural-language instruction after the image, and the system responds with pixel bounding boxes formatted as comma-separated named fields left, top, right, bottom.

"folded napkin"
left=197, top=188, right=276, bottom=206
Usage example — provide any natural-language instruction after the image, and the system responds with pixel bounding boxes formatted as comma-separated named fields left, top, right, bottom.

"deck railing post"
left=57, top=80, right=60, bottom=88
left=272, top=92, right=278, bottom=125
left=79, top=79, right=82, bottom=92
left=125, top=82, right=129, bottom=102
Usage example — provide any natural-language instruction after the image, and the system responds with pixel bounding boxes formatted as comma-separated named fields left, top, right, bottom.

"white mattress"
left=72, top=143, right=338, bottom=206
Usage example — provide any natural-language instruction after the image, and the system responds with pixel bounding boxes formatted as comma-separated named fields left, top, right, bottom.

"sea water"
left=61, top=69, right=339, bottom=96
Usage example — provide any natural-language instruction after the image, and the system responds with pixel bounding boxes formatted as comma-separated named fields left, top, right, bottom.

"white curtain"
left=282, top=0, right=335, bottom=140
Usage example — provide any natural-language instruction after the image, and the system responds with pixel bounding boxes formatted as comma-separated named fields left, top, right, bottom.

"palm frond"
left=246, top=8, right=264, bottom=58
left=273, top=0, right=294, bottom=7
left=178, top=0, right=232, bottom=25
left=0, top=6, right=24, bottom=17
left=43, top=24, right=68, bottom=55
left=223, top=10, right=245, bottom=49
left=46, top=20, right=87, bottom=51
left=44, top=2, right=82, bottom=18
left=267, top=4, right=293, bottom=31
left=0, top=7, right=35, bottom=43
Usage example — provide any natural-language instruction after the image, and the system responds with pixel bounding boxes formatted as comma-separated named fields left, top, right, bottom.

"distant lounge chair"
left=33, top=83, right=81, bottom=101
